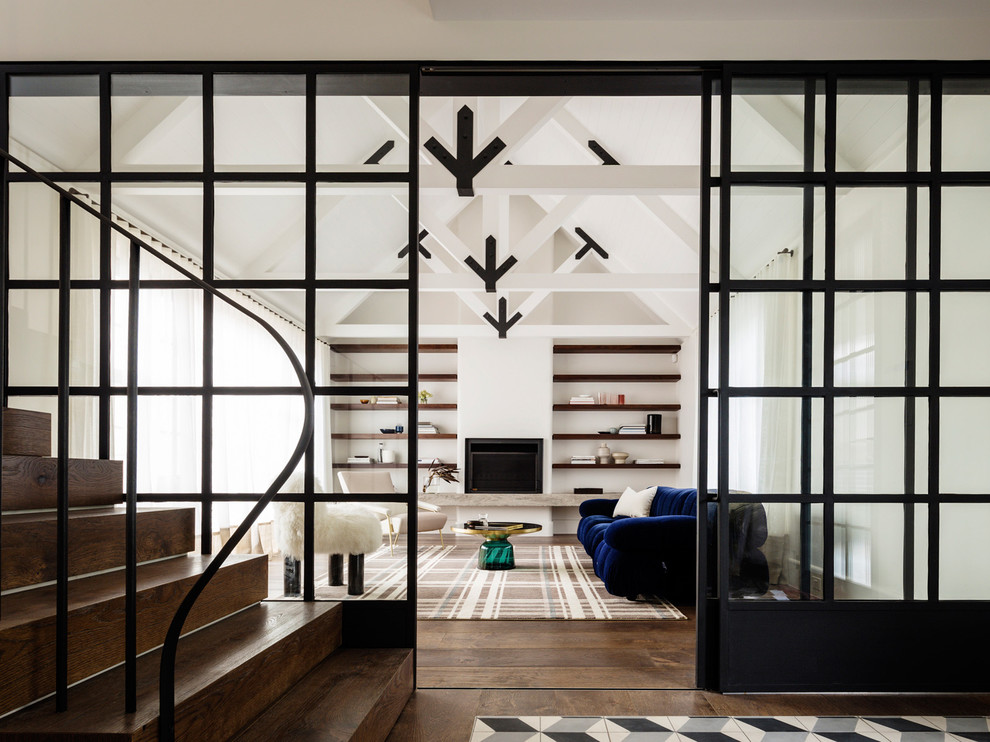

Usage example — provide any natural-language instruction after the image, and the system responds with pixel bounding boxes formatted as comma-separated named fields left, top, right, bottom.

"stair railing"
left=0, top=149, right=315, bottom=741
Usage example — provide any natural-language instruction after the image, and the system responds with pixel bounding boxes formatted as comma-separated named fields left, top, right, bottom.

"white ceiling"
left=429, top=0, right=990, bottom=22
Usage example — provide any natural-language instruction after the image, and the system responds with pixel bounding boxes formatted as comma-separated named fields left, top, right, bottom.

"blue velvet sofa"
left=578, top=486, right=699, bottom=601
left=577, top=486, right=770, bottom=601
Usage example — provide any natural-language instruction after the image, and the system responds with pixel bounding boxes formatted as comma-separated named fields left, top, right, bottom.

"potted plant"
left=418, top=389, right=432, bottom=404
left=423, top=458, right=458, bottom=494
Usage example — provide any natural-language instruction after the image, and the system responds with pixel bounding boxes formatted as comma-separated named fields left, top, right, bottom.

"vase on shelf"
left=596, top=443, right=612, bottom=464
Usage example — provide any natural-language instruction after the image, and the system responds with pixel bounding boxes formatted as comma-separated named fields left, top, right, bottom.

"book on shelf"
left=570, top=455, right=597, bottom=464
left=618, top=425, right=647, bottom=434
left=347, top=456, right=372, bottom=464
left=569, top=395, right=596, bottom=404
left=376, top=396, right=400, bottom=405
left=635, top=458, right=665, bottom=464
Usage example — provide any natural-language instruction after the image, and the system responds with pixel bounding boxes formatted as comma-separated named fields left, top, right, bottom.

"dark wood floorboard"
left=397, top=534, right=990, bottom=740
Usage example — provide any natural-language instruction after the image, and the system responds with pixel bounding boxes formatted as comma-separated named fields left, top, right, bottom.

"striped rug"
left=335, top=542, right=686, bottom=620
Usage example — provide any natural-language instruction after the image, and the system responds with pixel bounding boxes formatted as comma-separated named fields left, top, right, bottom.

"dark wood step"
left=2, top=455, right=123, bottom=511
left=1, top=506, right=196, bottom=591
left=232, top=647, right=414, bottom=742
left=0, top=601, right=342, bottom=742
left=1, top=408, right=51, bottom=456
left=0, top=553, right=267, bottom=717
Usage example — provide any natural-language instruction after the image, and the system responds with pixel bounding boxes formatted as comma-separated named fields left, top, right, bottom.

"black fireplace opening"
left=464, top=438, right=543, bottom=493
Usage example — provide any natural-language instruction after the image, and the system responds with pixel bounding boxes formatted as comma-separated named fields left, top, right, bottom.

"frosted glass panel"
left=940, top=398, right=990, bottom=494
left=941, top=188, right=990, bottom=279
left=111, top=183, right=204, bottom=278
left=110, top=289, right=202, bottom=387
left=111, top=75, right=203, bottom=171
left=8, top=289, right=100, bottom=387
left=941, top=293, right=990, bottom=386
left=731, top=501, right=823, bottom=601
left=834, top=293, right=909, bottom=387
left=833, top=397, right=904, bottom=495
left=9, top=75, right=100, bottom=172
left=111, top=396, right=201, bottom=493
left=836, top=80, right=907, bottom=172
left=833, top=502, right=904, bottom=600
left=315, top=185, right=409, bottom=280
left=729, top=188, right=807, bottom=280
left=731, top=79, right=805, bottom=172
left=728, top=398, right=803, bottom=494
left=943, top=80, right=990, bottom=172
left=835, top=188, right=906, bottom=280
left=940, top=503, right=990, bottom=599
left=213, top=395, right=305, bottom=493
left=729, top=292, right=802, bottom=387
left=213, top=291, right=305, bottom=387
left=214, top=74, right=305, bottom=172
left=215, top=183, right=304, bottom=279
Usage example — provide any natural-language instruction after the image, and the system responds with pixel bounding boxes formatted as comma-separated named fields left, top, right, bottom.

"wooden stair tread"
left=2, top=506, right=196, bottom=590
left=0, top=554, right=268, bottom=717
left=0, top=602, right=343, bottom=742
left=2, top=408, right=51, bottom=456
left=232, top=647, right=414, bottom=742
left=2, top=455, right=123, bottom=511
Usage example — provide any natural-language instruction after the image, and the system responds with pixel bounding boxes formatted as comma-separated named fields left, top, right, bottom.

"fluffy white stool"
left=275, top=502, right=383, bottom=595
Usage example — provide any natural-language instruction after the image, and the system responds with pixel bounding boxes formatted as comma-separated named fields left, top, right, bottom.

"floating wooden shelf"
left=552, top=433, right=681, bottom=440
left=335, top=462, right=436, bottom=469
left=553, top=462, right=681, bottom=469
left=331, top=433, right=456, bottom=440
left=553, top=344, right=682, bottom=354
left=329, top=343, right=457, bottom=354
left=329, top=373, right=456, bottom=382
left=330, top=403, right=457, bottom=410
left=553, top=404, right=681, bottom=411
left=553, top=374, right=681, bottom=383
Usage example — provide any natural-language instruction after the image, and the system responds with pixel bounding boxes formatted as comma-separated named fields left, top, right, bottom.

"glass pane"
left=9, top=75, right=100, bottom=172
left=835, top=188, right=907, bottom=280
left=940, top=503, right=990, bottom=599
left=316, top=292, right=410, bottom=386
left=730, top=501, right=823, bottom=601
left=833, top=397, right=905, bottom=495
left=111, top=75, right=203, bottom=171
left=709, top=186, right=720, bottom=282
left=8, top=289, right=99, bottom=387
left=213, top=290, right=305, bottom=387
left=918, top=86, right=932, bottom=173
left=213, top=395, right=305, bottom=493
left=111, top=183, right=204, bottom=278
left=730, top=79, right=804, bottom=172
left=834, top=292, right=910, bottom=387
left=833, top=502, right=904, bottom=600
left=836, top=80, right=908, bottom=172
left=215, top=183, right=304, bottom=279
left=941, top=293, right=990, bottom=386
left=729, top=188, right=805, bottom=280
left=8, top=182, right=102, bottom=280
left=110, top=396, right=201, bottom=493
left=316, top=185, right=409, bottom=280
left=316, top=74, right=409, bottom=170
left=941, top=188, right=990, bottom=279
left=110, top=288, right=202, bottom=387
left=710, top=83, right=721, bottom=178
left=6, top=395, right=98, bottom=458
left=913, top=397, right=929, bottom=496
left=214, top=74, right=305, bottom=172
left=914, top=503, right=929, bottom=600
left=728, top=398, right=803, bottom=494
left=728, top=292, right=802, bottom=387
left=943, top=79, right=990, bottom=172
left=940, top=398, right=990, bottom=494
left=708, top=293, right=719, bottom=389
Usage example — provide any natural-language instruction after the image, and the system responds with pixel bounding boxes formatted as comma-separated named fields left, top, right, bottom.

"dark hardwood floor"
left=389, top=534, right=990, bottom=740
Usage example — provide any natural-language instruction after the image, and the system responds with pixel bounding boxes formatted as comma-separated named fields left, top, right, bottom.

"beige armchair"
left=336, top=470, right=448, bottom=552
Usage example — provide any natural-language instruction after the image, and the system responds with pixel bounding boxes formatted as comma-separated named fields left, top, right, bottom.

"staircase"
left=0, top=407, right=413, bottom=741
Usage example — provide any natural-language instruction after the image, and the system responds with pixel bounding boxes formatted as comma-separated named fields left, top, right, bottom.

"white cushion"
left=612, top=486, right=655, bottom=518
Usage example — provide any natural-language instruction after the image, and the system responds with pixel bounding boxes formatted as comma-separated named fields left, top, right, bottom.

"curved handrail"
left=0, top=150, right=315, bottom=741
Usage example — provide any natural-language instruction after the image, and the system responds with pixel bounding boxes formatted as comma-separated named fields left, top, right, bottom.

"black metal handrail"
left=0, top=149, right=315, bottom=741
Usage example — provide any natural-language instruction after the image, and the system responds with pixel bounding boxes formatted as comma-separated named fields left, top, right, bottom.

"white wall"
left=457, top=336, right=553, bottom=487
left=1, top=0, right=988, bottom=62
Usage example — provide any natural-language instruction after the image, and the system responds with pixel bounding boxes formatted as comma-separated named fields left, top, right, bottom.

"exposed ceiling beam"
left=330, top=323, right=689, bottom=338
left=421, top=164, right=700, bottom=195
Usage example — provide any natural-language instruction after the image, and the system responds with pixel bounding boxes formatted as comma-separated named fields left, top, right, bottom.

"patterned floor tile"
left=541, top=717, right=610, bottom=734
left=943, top=719, right=990, bottom=734
left=668, top=717, right=745, bottom=734
left=674, top=730, right=750, bottom=742
left=471, top=731, right=541, bottom=742
left=802, top=719, right=883, bottom=734
left=473, top=716, right=542, bottom=740
left=605, top=717, right=675, bottom=733
left=815, top=728, right=895, bottom=742
left=539, top=732, right=609, bottom=742
left=736, top=716, right=815, bottom=742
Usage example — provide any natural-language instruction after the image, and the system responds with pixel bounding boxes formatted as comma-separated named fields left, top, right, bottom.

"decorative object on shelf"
left=423, top=458, right=459, bottom=494
left=381, top=449, right=396, bottom=464
left=418, top=389, right=432, bottom=404
left=596, top=442, right=612, bottom=464
left=369, top=395, right=378, bottom=404
left=359, top=398, right=370, bottom=404
left=647, top=413, right=662, bottom=434
left=347, top=455, right=372, bottom=464
left=395, top=424, right=404, bottom=433
left=635, top=458, right=665, bottom=465
left=379, top=428, right=396, bottom=434
left=612, top=451, right=629, bottom=464
left=608, top=427, right=618, bottom=434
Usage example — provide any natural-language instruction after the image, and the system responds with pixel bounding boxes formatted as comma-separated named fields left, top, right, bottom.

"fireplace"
left=464, top=438, right=543, bottom=493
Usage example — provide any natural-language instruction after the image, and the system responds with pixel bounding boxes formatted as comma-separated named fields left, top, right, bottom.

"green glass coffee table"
left=450, top=522, right=543, bottom=570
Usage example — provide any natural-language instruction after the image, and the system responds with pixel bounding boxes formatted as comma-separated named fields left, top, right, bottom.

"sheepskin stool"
left=274, top=501, right=383, bottom=596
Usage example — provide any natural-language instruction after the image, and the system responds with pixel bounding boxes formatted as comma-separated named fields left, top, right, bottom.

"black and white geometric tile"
left=471, top=716, right=990, bottom=742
